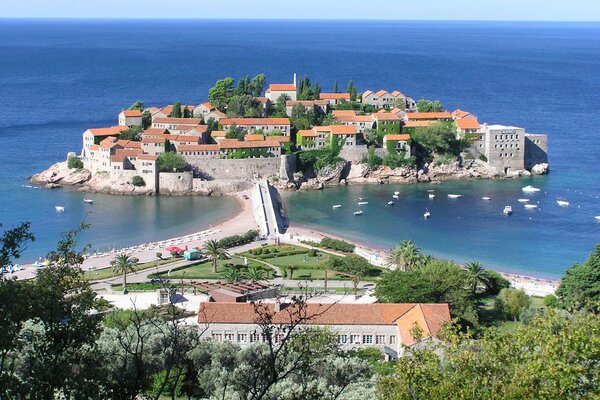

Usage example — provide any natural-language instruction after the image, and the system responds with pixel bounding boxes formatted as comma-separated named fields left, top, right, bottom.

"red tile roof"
left=99, top=136, right=120, bottom=149
left=375, top=89, right=388, bottom=97
left=171, top=135, right=200, bottom=143
left=153, top=117, right=201, bottom=125
left=362, top=90, right=373, bottom=97
left=141, top=137, right=166, bottom=144
left=267, top=84, right=296, bottom=91
left=116, top=140, right=142, bottom=149
left=141, top=128, right=169, bottom=136
left=456, top=118, right=481, bottom=130
left=211, top=130, right=226, bottom=137
left=406, top=112, right=452, bottom=120
left=207, top=110, right=227, bottom=118
left=330, top=125, right=356, bottom=135
left=268, top=135, right=290, bottom=143
left=86, top=126, right=125, bottom=137
left=121, top=109, right=142, bottom=117
left=385, top=134, right=411, bottom=141
left=137, top=154, right=159, bottom=161
left=390, top=90, right=404, bottom=97
left=319, top=92, right=351, bottom=100
left=403, top=120, right=436, bottom=128
left=255, top=97, right=270, bottom=104
left=220, top=118, right=290, bottom=126
left=177, top=144, right=220, bottom=152
left=218, top=139, right=281, bottom=149
left=374, top=112, right=401, bottom=121
left=286, top=100, right=328, bottom=107
left=245, top=134, right=266, bottom=142
left=332, top=110, right=357, bottom=118
left=452, top=109, right=471, bottom=119
left=199, top=102, right=214, bottom=110
left=298, top=129, right=317, bottom=137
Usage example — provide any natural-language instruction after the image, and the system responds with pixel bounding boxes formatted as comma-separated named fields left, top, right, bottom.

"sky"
left=1, top=0, right=600, bottom=21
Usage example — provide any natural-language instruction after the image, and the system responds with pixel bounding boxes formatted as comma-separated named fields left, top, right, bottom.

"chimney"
left=293, top=73, right=297, bottom=88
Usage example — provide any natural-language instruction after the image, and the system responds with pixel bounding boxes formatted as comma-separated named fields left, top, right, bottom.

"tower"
left=293, top=72, right=297, bottom=87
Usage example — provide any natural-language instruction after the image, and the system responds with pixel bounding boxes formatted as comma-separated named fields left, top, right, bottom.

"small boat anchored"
left=595, top=216, right=600, bottom=222
left=332, top=204, right=342, bottom=209
left=423, top=209, right=431, bottom=219
left=392, top=194, right=399, bottom=199
left=557, top=200, right=570, bottom=207
left=447, top=194, right=462, bottom=199
left=393, top=191, right=400, bottom=196
left=83, top=198, right=94, bottom=204
left=518, top=198, right=529, bottom=203
left=524, top=204, right=538, bottom=209
left=357, top=201, right=368, bottom=205
left=481, top=196, right=491, bottom=201
left=503, top=206, right=513, bottom=215
left=387, top=201, right=395, bottom=206
left=354, top=210, right=363, bottom=216
left=428, top=194, right=435, bottom=199
left=522, top=185, right=541, bottom=193
left=55, top=206, right=65, bottom=212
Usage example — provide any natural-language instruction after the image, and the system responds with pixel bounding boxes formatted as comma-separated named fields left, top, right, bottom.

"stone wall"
left=187, top=157, right=283, bottom=180
left=524, top=134, right=548, bottom=169
left=279, top=154, right=297, bottom=181
left=339, top=145, right=370, bottom=163
left=193, top=179, right=253, bottom=195
left=159, top=172, right=193, bottom=194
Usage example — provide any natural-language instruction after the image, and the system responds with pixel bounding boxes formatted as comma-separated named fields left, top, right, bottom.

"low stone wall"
left=339, top=145, right=384, bottom=163
left=193, top=179, right=253, bottom=195
left=188, top=157, right=284, bottom=180
left=159, top=172, right=194, bottom=195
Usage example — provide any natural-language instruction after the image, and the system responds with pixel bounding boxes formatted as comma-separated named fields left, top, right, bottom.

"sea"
left=0, top=19, right=598, bottom=277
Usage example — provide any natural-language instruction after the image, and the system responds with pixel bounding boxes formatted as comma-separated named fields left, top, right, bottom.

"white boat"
left=522, top=185, right=541, bottom=193
left=354, top=210, right=363, bottom=216
left=503, top=206, right=513, bottom=215
left=387, top=201, right=395, bottom=206
left=427, top=189, right=435, bottom=192
left=447, top=194, right=462, bottom=199
left=55, top=206, right=65, bottom=212
left=332, top=204, right=342, bottom=209
left=518, top=198, right=529, bottom=203
left=524, top=204, right=538, bottom=209
left=595, top=216, right=600, bottom=221
left=428, top=194, right=435, bottom=199
left=392, top=194, right=399, bottom=199
left=83, top=198, right=94, bottom=204
left=424, top=211, right=431, bottom=219
left=557, top=200, right=570, bottom=207
left=481, top=196, right=491, bottom=200
left=358, top=201, right=368, bottom=205
left=393, top=191, right=400, bottom=196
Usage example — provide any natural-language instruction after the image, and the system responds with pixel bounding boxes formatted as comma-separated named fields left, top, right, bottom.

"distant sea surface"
left=0, top=20, right=599, bottom=275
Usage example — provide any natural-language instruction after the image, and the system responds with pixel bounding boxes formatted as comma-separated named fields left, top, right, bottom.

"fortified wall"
left=187, top=157, right=287, bottom=180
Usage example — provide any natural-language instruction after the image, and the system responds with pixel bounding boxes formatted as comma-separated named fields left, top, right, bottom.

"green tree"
left=251, top=73, right=266, bottom=97
left=556, top=244, right=600, bottom=311
left=416, top=98, right=444, bottom=112
left=118, top=125, right=142, bottom=141
left=287, top=265, right=299, bottom=279
left=67, top=156, right=84, bottom=169
left=313, top=81, right=321, bottom=98
left=204, top=239, right=230, bottom=273
left=141, top=110, right=152, bottom=129
left=111, top=253, right=138, bottom=294
left=171, top=101, right=182, bottom=118
left=495, top=288, right=531, bottom=321
left=227, top=94, right=262, bottom=118
left=246, top=265, right=267, bottom=282
left=208, top=77, right=235, bottom=110
left=222, top=266, right=246, bottom=283
left=465, top=261, right=489, bottom=295
left=386, top=240, right=422, bottom=271
left=157, top=152, right=187, bottom=172
left=128, top=100, right=144, bottom=111
left=131, top=175, right=145, bottom=187
left=411, top=121, right=460, bottom=158
left=333, top=80, right=339, bottom=93
left=183, top=106, right=191, bottom=118
left=163, top=138, right=171, bottom=153
left=347, top=80, right=357, bottom=101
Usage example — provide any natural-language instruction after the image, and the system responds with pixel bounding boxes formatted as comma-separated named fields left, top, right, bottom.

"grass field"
left=84, top=258, right=177, bottom=281
left=478, top=295, right=546, bottom=333
left=154, top=255, right=272, bottom=280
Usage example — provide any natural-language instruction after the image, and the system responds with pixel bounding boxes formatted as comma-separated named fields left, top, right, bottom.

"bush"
left=263, top=249, right=270, bottom=254
left=271, top=248, right=278, bottom=254
left=131, top=176, right=146, bottom=187
left=253, top=248, right=262, bottom=255
left=157, top=152, right=187, bottom=172
left=308, top=249, right=317, bottom=257
left=320, top=237, right=355, bottom=253
left=543, top=294, right=558, bottom=308
left=217, top=230, right=259, bottom=248
left=67, top=157, right=84, bottom=169
left=367, top=146, right=383, bottom=169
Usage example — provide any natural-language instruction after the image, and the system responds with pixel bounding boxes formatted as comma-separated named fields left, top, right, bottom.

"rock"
left=521, top=170, right=531, bottom=177
left=345, top=163, right=369, bottom=180
left=300, top=178, right=324, bottom=191
left=531, top=163, right=549, bottom=175
left=31, top=161, right=92, bottom=187
left=45, top=183, right=60, bottom=189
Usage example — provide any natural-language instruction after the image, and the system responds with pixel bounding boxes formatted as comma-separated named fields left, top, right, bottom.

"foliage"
left=128, top=100, right=144, bottom=111
left=67, top=156, right=84, bottom=169
left=367, top=146, right=383, bottom=168
left=378, top=309, right=600, bottom=400
left=208, top=77, right=235, bottom=110
left=171, top=101, right=182, bottom=118
left=111, top=253, right=138, bottom=292
left=157, top=151, right=187, bottom=172
left=297, top=147, right=345, bottom=173
left=118, top=125, right=142, bottom=141
left=227, top=94, right=263, bottom=118
left=131, top=175, right=145, bottom=187
left=141, top=110, right=152, bottom=129
left=482, top=269, right=510, bottom=296
left=204, top=239, right=230, bottom=273
left=290, top=103, right=319, bottom=131
left=209, top=74, right=268, bottom=111
left=544, top=294, right=558, bottom=307
left=320, top=237, right=355, bottom=253
left=416, top=98, right=444, bottom=112
left=556, top=244, right=600, bottom=311
left=222, top=265, right=246, bottom=283
left=383, top=151, right=413, bottom=168
left=495, top=288, right=531, bottom=321
left=217, top=229, right=259, bottom=248
left=333, top=80, right=339, bottom=93
left=410, top=121, right=460, bottom=159
left=347, top=80, right=358, bottom=101
left=386, top=240, right=423, bottom=271
left=297, top=75, right=321, bottom=101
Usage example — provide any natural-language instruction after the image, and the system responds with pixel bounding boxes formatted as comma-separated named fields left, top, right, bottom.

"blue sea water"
left=0, top=19, right=598, bottom=275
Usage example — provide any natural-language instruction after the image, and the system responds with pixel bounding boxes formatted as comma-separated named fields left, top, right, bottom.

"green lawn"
left=154, top=256, right=271, bottom=280
left=111, top=282, right=186, bottom=292
left=281, top=286, right=363, bottom=295
left=84, top=258, right=177, bottom=281
left=478, top=295, right=547, bottom=333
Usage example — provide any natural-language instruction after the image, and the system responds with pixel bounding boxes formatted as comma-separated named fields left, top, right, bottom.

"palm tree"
left=111, top=253, right=138, bottom=294
left=246, top=265, right=266, bottom=282
left=465, top=261, right=489, bottom=295
left=222, top=267, right=245, bottom=283
left=204, top=240, right=229, bottom=273
left=386, top=240, right=422, bottom=271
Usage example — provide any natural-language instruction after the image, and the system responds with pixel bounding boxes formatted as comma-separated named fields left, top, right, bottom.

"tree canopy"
left=157, top=152, right=187, bottom=172
left=227, top=94, right=263, bottom=118
left=416, top=98, right=444, bottom=112
left=556, top=244, right=600, bottom=311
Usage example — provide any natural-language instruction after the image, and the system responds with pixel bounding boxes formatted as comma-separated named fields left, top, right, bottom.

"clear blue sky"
left=2, top=0, right=600, bottom=21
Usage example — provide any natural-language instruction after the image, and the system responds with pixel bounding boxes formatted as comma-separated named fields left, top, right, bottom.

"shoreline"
left=285, top=224, right=560, bottom=296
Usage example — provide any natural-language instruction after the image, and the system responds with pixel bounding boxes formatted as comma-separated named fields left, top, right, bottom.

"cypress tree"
left=164, top=139, right=171, bottom=153
left=313, top=82, right=321, bottom=99
left=333, top=80, right=339, bottom=93
left=171, top=102, right=182, bottom=118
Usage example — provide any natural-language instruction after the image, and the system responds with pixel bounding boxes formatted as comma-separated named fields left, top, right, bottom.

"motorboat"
left=595, top=216, right=600, bottom=222
left=424, top=211, right=431, bottom=219
left=392, top=194, right=399, bottom=199
left=481, top=196, right=491, bottom=200
left=55, top=206, right=65, bottom=212
left=394, top=191, right=400, bottom=196
left=557, top=200, right=570, bottom=207
left=83, top=198, right=94, bottom=204
left=447, top=194, right=462, bottom=199
left=387, top=201, right=395, bottom=206
left=357, top=201, right=368, bottom=205
left=503, top=206, right=513, bottom=215
left=354, top=210, right=363, bottom=216
left=522, top=185, right=541, bottom=193
left=518, top=198, right=529, bottom=203
left=428, top=194, right=435, bottom=199
left=524, top=204, right=538, bottom=209
left=332, top=204, right=342, bottom=209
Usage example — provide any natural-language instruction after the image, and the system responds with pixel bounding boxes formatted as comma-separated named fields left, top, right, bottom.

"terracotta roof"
left=86, top=126, right=125, bottom=137
left=199, top=102, right=214, bottom=110
left=211, top=130, right=226, bottom=137
left=385, top=134, right=411, bottom=141
left=153, top=117, right=201, bottom=125
left=255, top=97, right=269, bottom=104
left=137, top=154, right=159, bottom=161
left=220, top=118, right=290, bottom=126
left=121, top=109, right=142, bottom=117
left=155, top=105, right=196, bottom=117
left=452, top=109, right=471, bottom=119
left=197, top=302, right=450, bottom=346
left=218, top=139, right=281, bottom=149
left=89, top=144, right=100, bottom=151
left=145, top=106, right=160, bottom=114
left=100, top=136, right=120, bottom=149
left=112, top=148, right=143, bottom=162
left=177, top=144, right=220, bottom=152
left=390, top=107, right=404, bottom=115
left=374, top=112, right=401, bottom=121
left=245, top=134, right=266, bottom=142
left=313, top=126, right=332, bottom=132
left=390, top=90, right=404, bottom=97
left=116, top=140, right=142, bottom=149
left=456, top=118, right=481, bottom=130
left=141, top=128, right=169, bottom=136
left=375, top=89, right=388, bottom=97
left=354, top=115, right=375, bottom=123
left=362, top=90, right=373, bottom=97
left=319, top=93, right=350, bottom=100
left=330, top=125, right=356, bottom=135
left=187, top=126, right=209, bottom=134
left=171, top=135, right=200, bottom=143
left=332, top=110, right=357, bottom=118
left=403, top=120, right=436, bottom=128
left=267, top=84, right=296, bottom=91
left=268, top=135, right=290, bottom=143
left=298, top=129, right=317, bottom=137
left=141, top=137, right=166, bottom=144
left=207, top=110, right=227, bottom=118
left=406, top=112, right=452, bottom=120
left=111, top=154, right=127, bottom=163
left=286, top=100, right=327, bottom=107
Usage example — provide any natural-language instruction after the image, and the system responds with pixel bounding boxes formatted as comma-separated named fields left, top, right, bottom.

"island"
left=31, top=74, right=549, bottom=195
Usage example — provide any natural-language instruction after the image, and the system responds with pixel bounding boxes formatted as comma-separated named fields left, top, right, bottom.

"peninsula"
left=31, top=74, right=549, bottom=195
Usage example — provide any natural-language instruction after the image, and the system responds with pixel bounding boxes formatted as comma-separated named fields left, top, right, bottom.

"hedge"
left=320, top=237, right=355, bottom=253
left=217, top=229, right=259, bottom=248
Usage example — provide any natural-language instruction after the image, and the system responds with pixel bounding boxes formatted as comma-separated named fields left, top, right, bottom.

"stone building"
left=219, top=118, right=291, bottom=136
left=265, top=83, right=297, bottom=102
left=197, top=302, right=451, bottom=360
left=118, top=110, right=143, bottom=127
left=362, top=90, right=407, bottom=109
left=319, top=92, right=350, bottom=106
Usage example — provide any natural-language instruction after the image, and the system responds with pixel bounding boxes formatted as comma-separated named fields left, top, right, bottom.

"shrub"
left=217, top=230, right=258, bottom=248
left=320, top=237, right=355, bottom=253
left=543, top=294, right=558, bottom=308
left=271, top=248, right=278, bottom=254
left=253, top=248, right=262, bottom=255
left=308, top=249, right=317, bottom=257
left=67, top=157, right=84, bottom=169
left=263, top=249, right=270, bottom=254
left=131, top=176, right=146, bottom=187
left=157, top=152, right=187, bottom=172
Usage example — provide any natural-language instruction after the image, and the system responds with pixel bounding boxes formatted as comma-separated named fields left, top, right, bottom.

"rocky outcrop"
left=79, top=173, right=154, bottom=195
left=531, top=163, right=549, bottom=175
left=30, top=161, right=91, bottom=187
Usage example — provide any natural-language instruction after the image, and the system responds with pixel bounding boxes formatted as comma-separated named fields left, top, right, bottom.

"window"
left=224, top=333, right=234, bottom=342
left=237, top=333, right=247, bottom=343
left=376, top=335, right=386, bottom=345
left=362, top=335, right=373, bottom=344
left=249, top=332, right=260, bottom=343
left=212, top=333, right=223, bottom=342
left=389, top=336, right=397, bottom=345
left=338, top=335, right=348, bottom=345
left=350, top=335, right=361, bottom=344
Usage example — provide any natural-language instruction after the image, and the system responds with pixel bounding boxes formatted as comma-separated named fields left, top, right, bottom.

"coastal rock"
left=300, top=178, right=324, bottom=191
left=346, top=163, right=369, bottom=180
left=80, top=173, right=154, bottom=195
left=31, top=161, right=92, bottom=187
left=317, top=160, right=349, bottom=186
left=531, top=163, right=549, bottom=175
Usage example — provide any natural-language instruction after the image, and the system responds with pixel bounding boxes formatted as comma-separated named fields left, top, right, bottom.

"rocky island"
left=31, top=74, right=549, bottom=195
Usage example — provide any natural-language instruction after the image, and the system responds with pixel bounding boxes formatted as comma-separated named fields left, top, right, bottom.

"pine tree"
left=171, top=102, right=182, bottom=118
left=313, top=82, right=321, bottom=99
left=333, top=80, right=339, bottom=93
left=347, top=80, right=358, bottom=101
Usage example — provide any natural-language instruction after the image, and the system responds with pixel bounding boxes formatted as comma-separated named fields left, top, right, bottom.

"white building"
left=265, top=83, right=297, bottom=102
left=118, top=109, right=143, bottom=127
